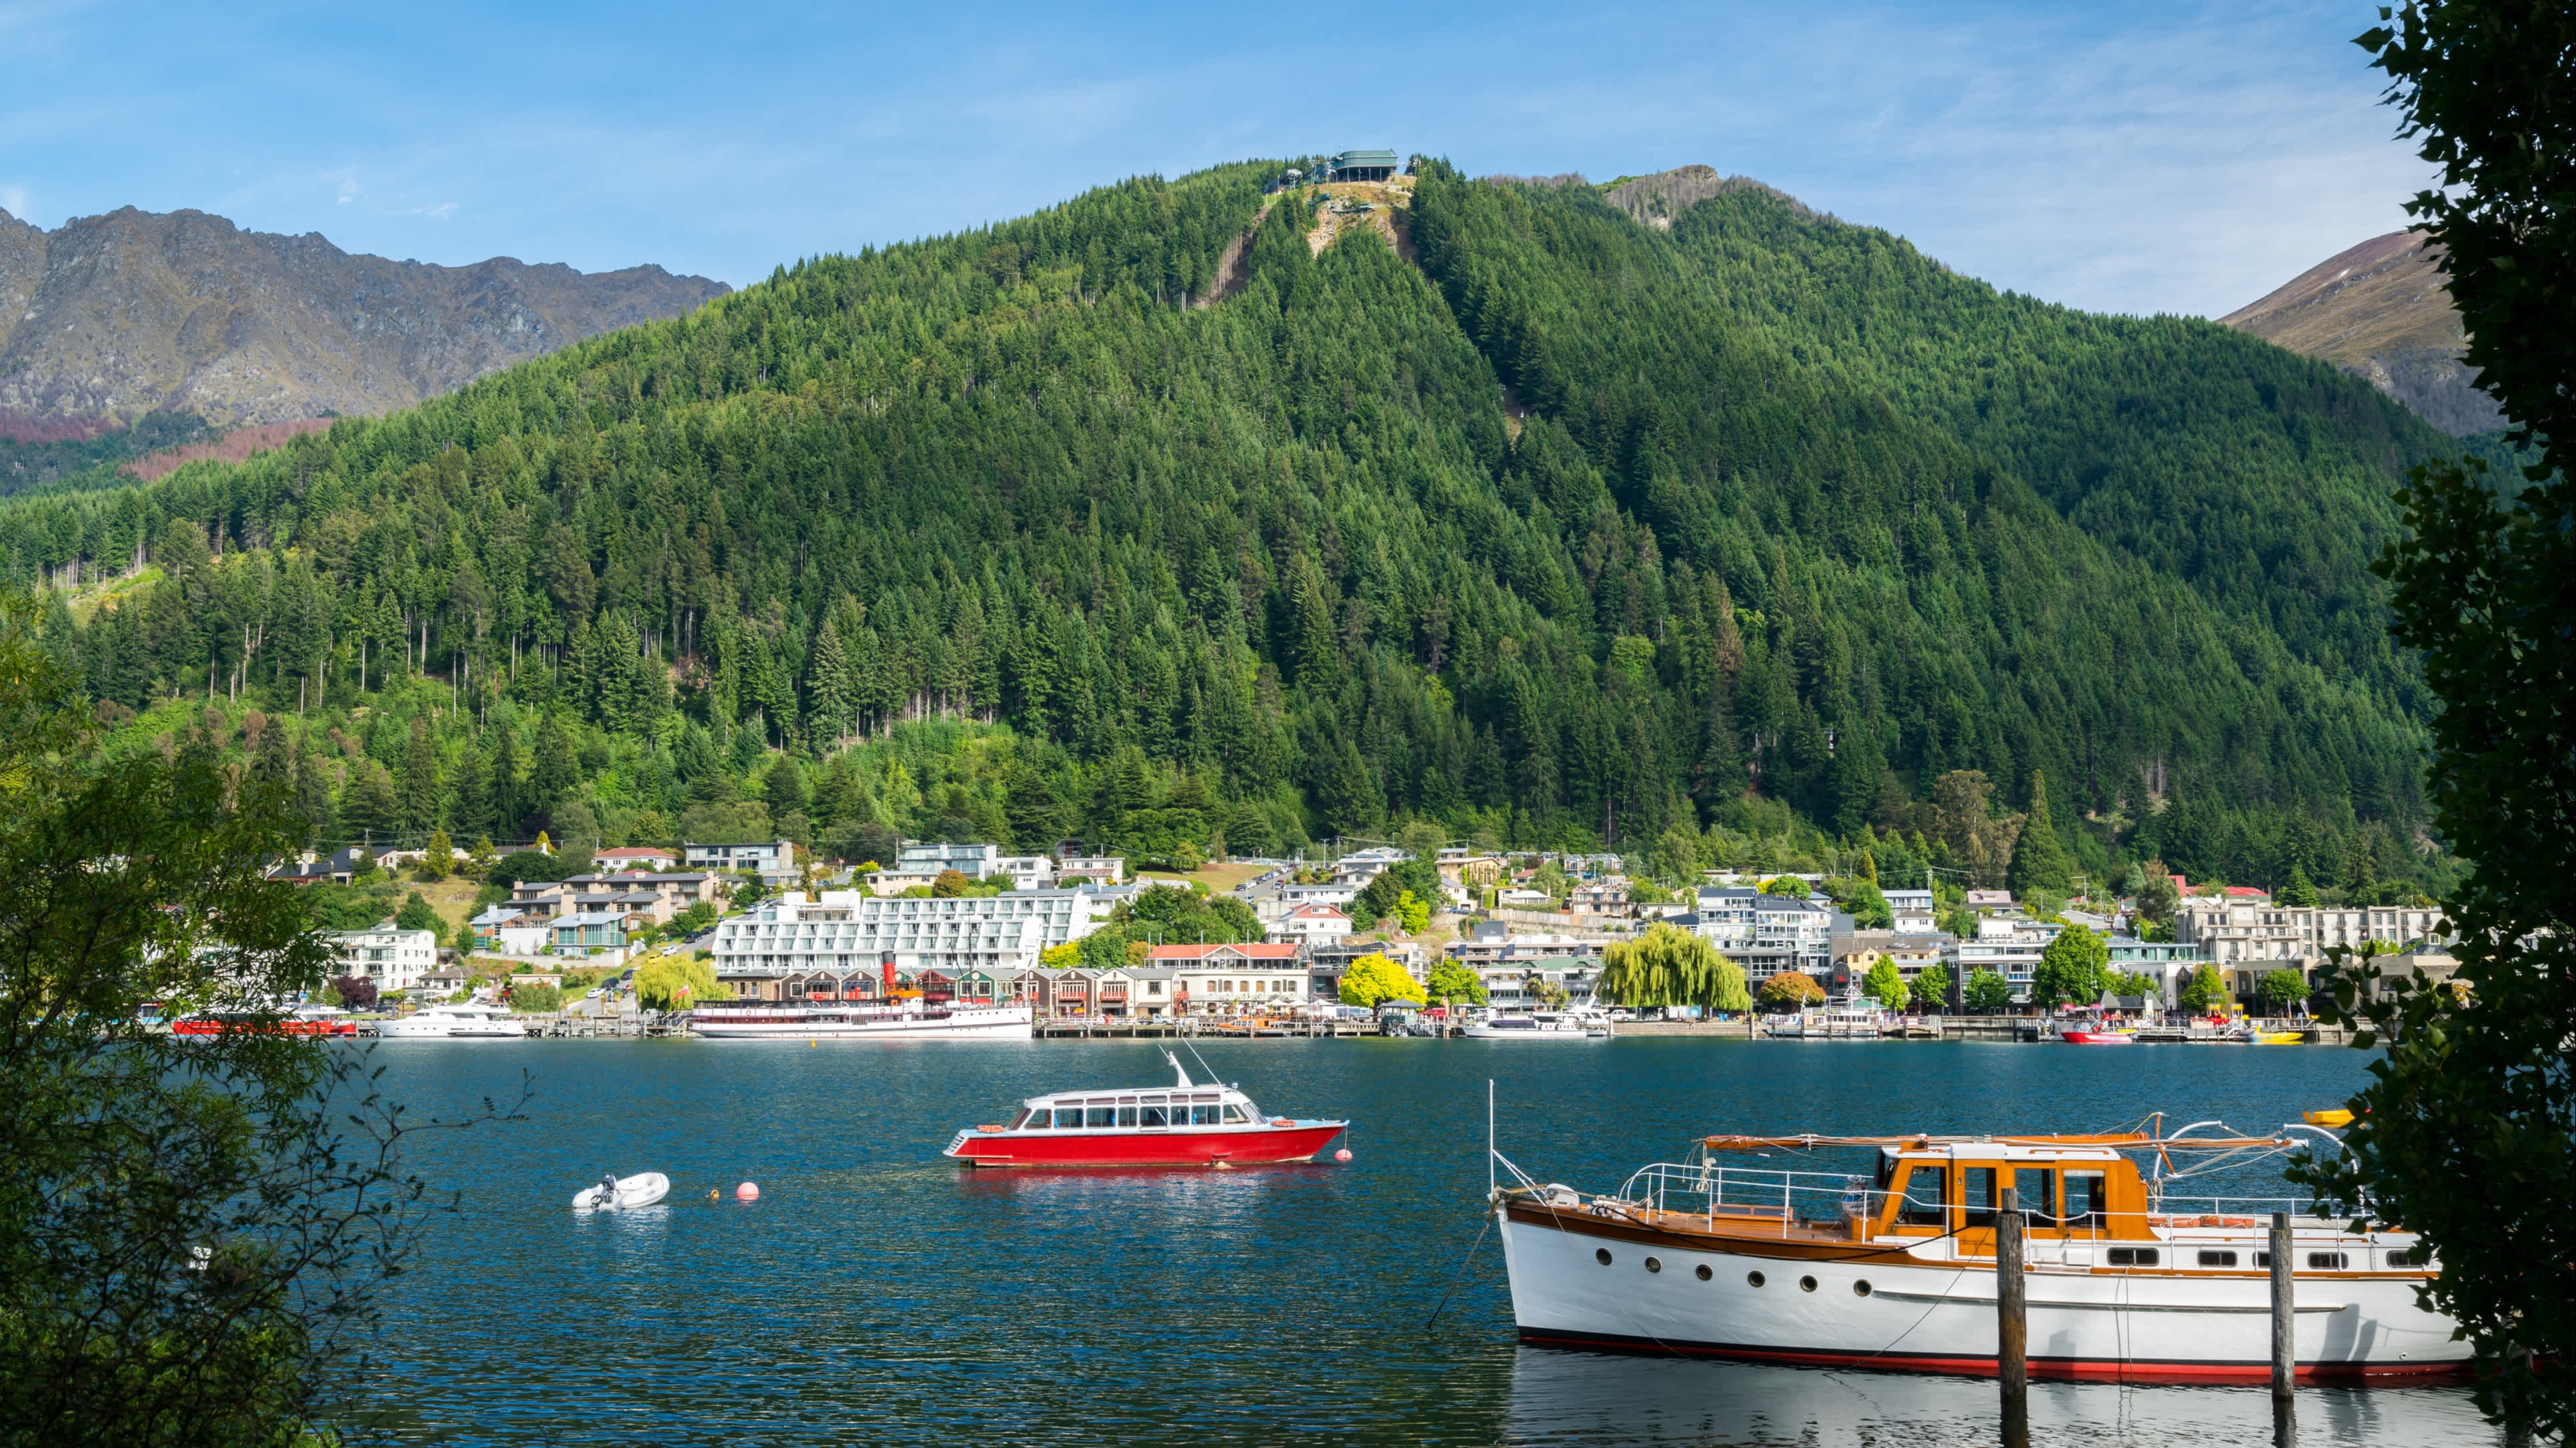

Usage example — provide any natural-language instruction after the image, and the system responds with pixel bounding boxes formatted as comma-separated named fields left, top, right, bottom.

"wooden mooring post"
left=1997, top=1185, right=2028, bottom=1448
left=2270, top=1211, right=2295, bottom=1398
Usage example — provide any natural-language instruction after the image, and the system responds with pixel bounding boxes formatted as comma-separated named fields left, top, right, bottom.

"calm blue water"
left=357, top=1039, right=2501, bottom=1446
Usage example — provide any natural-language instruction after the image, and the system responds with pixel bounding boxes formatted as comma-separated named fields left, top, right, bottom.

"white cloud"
left=335, top=175, right=358, bottom=204
left=397, top=201, right=458, bottom=221
left=0, top=185, right=28, bottom=221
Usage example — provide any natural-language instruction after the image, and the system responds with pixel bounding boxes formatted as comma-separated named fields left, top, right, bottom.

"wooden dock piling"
left=1997, top=1185, right=2028, bottom=1448
left=2270, top=1211, right=2295, bottom=1401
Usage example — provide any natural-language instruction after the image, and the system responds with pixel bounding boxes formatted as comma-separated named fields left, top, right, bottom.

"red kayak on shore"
left=943, top=1051, right=1348, bottom=1168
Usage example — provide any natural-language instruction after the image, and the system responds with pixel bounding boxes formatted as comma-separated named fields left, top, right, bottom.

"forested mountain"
left=0, top=162, right=2461, bottom=899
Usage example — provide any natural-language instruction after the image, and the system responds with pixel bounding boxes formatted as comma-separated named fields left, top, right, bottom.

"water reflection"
left=1500, top=1346, right=2503, bottom=1446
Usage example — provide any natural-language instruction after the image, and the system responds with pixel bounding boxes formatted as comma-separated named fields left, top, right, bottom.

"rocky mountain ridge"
left=0, top=206, right=727, bottom=434
left=2219, top=231, right=2500, bottom=437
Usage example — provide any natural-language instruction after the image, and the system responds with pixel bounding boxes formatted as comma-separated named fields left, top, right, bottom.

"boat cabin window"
left=2307, top=1252, right=2347, bottom=1271
left=2198, top=1250, right=2239, bottom=1267
left=1960, top=1167, right=1999, bottom=1229
left=2061, top=1171, right=2108, bottom=1230
left=1895, top=1165, right=1946, bottom=1227
left=1117, top=1105, right=1138, bottom=1127
left=1013, top=1107, right=1042, bottom=1129
left=1086, top=1106, right=1117, bottom=1129
left=1052, top=1107, right=1082, bottom=1129
left=1140, top=1104, right=1170, bottom=1127
left=1190, top=1104, right=1221, bottom=1126
left=1222, top=1105, right=1250, bottom=1123
left=2108, top=1247, right=2160, bottom=1267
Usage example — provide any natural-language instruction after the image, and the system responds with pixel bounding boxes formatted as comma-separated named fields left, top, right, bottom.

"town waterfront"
left=363, top=1039, right=2499, bottom=1445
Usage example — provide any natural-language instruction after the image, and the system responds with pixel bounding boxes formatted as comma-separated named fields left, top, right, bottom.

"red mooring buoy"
left=1334, top=1149, right=1353, bottom=1163
left=736, top=1181, right=760, bottom=1201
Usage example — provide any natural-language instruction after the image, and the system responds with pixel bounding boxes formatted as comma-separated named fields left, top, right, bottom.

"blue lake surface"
left=360, top=1038, right=2501, bottom=1446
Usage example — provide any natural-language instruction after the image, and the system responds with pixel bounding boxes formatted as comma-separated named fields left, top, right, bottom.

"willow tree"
left=1600, top=923, right=1750, bottom=1013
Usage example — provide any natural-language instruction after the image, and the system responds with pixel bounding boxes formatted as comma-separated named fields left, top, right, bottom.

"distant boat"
left=169, top=1003, right=359, bottom=1038
left=690, top=1000, right=1032, bottom=1041
left=1464, top=1011, right=1611, bottom=1041
left=943, top=1051, right=1346, bottom=1167
left=379, top=1001, right=527, bottom=1039
left=572, top=1172, right=670, bottom=1211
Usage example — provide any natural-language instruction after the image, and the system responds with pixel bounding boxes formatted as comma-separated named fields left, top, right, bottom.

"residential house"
left=1330, top=847, right=1407, bottom=887
left=1281, top=881, right=1360, bottom=910
left=468, top=906, right=551, bottom=957
left=684, top=838, right=798, bottom=883
left=1964, top=889, right=2017, bottom=913
left=1834, top=931, right=1949, bottom=989
left=1307, top=938, right=1424, bottom=1002
left=549, top=913, right=629, bottom=955
left=594, top=846, right=677, bottom=869
left=1568, top=879, right=1632, bottom=915
left=327, top=923, right=439, bottom=993
left=1279, top=904, right=1352, bottom=943
left=1054, top=853, right=1126, bottom=885
left=1445, top=920, right=1610, bottom=969
left=1882, top=887, right=1937, bottom=932
left=897, top=841, right=1002, bottom=879
left=1945, top=916, right=2066, bottom=1001
left=994, top=855, right=1056, bottom=891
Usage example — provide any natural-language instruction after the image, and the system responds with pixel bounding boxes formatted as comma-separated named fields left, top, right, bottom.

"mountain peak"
left=2219, top=230, right=2499, bottom=436
left=1600, top=165, right=1821, bottom=229
left=0, top=205, right=728, bottom=437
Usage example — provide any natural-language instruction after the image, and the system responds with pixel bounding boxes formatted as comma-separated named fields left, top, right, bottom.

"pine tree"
left=490, top=727, right=527, bottom=839
left=2007, top=769, right=2074, bottom=896
left=449, top=739, right=495, bottom=841
left=531, top=713, right=578, bottom=811
left=2278, top=864, right=2319, bottom=908
left=1004, top=757, right=1064, bottom=851
left=397, top=719, right=441, bottom=836
left=805, top=617, right=857, bottom=743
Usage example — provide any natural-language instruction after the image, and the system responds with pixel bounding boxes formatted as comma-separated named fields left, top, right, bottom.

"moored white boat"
left=377, top=1001, right=528, bottom=1039
left=1492, top=1119, right=2467, bottom=1383
left=1763, top=998, right=1887, bottom=1039
left=1464, top=1011, right=1612, bottom=1041
left=571, top=1171, right=670, bottom=1211
left=689, top=999, right=1032, bottom=1040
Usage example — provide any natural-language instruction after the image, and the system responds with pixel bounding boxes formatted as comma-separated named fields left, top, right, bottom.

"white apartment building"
left=686, top=838, right=798, bottom=882
left=2173, top=899, right=2450, bottom=998
left=994, top=855, right=1056, bottom=890
left=1944, top=916, right=2065, bottom=1001
left=710, top=885, right=1129, bottom=980
left=328, top=923, right=439, bottom=994
left=1472, top=954, right=1601, bottom=1009
left=897, top=841, right=1002, bottom=878
left=1689, top=888, right=1833, bottom=981
left=1281, top=881, right=1360, bottom=910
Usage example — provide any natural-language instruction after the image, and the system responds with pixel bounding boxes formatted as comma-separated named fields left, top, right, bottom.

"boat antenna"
left=1181, top=1035, right=1222, bottom=1087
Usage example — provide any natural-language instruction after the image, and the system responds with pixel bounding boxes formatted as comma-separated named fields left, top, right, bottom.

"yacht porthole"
left=1854, top=1280, right=1873, bottom=1297
left=1746, top=1271, right=1766, bottom=1288
left=1595, top=1248, right=1613, bottom=1267
left=1644, top=1256, right=1662, bottom=1273
left=1799, top=1275, right=1818, bottom=1293
left=1695, top=1265, right=1713, bottom=1281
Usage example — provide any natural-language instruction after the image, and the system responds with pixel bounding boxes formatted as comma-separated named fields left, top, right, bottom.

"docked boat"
left=1763, top=998, right=1886, bottom=1039
left=377, top=1001, right=529, bottom=1039
left=169, top=1003, right=360, bottom=1038
left=1464, top=1011, right=1612, bottom=1041
left=943, top=1051, right=1347, bottom=1167
left=2058, top=1029, right=2136, bottom=1045
left=690, top=999, right=1032, bottom=1040
left=1492, top=1117, right=2466, bottom=1383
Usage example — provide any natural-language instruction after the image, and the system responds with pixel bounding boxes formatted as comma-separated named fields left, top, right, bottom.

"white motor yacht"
left=1464, top=1011, right=1612, bottom=1040
left=377, top=1001, right=528, bottom=1039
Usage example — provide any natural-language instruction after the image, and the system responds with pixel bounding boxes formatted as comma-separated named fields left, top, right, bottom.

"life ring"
left=1272, top=1118, right=1294, bottom=1127
left=976, top=1124, right=1006, bottom=1133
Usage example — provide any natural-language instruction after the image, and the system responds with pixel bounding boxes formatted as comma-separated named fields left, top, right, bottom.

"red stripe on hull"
left=951, top=1124, right=1345, bottom=1168
left=1516, top=1329, right=2473, bottom=1385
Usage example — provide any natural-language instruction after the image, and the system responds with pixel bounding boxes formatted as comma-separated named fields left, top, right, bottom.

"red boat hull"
left=171, top=1018, right=357, bottom=1037
left=2059, top=1031, right=2134, bottom=1045
left=948, top=1123, right=1346, bottom=1168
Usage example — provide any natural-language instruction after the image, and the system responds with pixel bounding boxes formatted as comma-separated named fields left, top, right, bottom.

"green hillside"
left=0, top=161, right=2457, bottom=896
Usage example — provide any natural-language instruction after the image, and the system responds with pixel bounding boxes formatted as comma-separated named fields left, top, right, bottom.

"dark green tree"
left=2007, top=771, right=2074, bottom=896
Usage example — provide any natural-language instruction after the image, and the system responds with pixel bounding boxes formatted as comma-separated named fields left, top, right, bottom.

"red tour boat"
left=943, top=1051, right=1348, bottom=1168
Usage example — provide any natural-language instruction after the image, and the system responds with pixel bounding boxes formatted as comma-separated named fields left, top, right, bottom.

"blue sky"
left=1, top=0, right=2429, bottom=318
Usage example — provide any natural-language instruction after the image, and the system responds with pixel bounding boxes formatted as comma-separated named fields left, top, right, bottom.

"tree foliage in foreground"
left=2296, top=6, right=2576, bottom=1437
left=0, top=592, right=511, bottom=1446
left=1599, top=923, right=1750, bottom=1013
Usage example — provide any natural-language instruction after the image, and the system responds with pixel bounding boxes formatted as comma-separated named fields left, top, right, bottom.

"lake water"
left=359, top=1038, right=2502, bottom=1446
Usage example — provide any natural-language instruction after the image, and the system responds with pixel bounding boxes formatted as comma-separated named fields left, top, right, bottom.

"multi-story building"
left=994, top=855, right=1056, bottom=891
left=1444, top=921, right=1613, bottom=969
left=684, top=838, right=798, bottom=882
left=1146, top=942, right=1308, bottom=1014
left=1472, top=954, right=1602, bottom=1009
left=1688, top=888, right=1833, bottom=981
left=1307, top=938, right=1425, bottom=1001
left=1834, top=931, right=1948, bottom=987
left=327, top=923, right=439, bottom=993
left=897, top=842, right=1001, bottom=879
left=1882, top=887, right=1937, bottom=932
left=710, top=885, right=1130, bottom=985
left=2173, top=899, right=2450, bottom=998
left=1944, top=916, right=2064, bottom=1001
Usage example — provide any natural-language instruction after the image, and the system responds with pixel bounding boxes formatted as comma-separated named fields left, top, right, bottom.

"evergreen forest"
left=0, top=160, right=2468, bottom=899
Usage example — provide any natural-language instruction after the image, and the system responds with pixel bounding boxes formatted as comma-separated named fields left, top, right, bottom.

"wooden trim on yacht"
left=1513, top=1327, right=2474, bottom=1384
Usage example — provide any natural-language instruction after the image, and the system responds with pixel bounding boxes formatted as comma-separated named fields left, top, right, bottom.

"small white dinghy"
left=571, top=1172, right=670, bottom=1212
